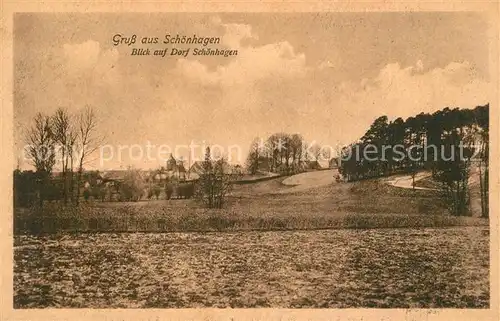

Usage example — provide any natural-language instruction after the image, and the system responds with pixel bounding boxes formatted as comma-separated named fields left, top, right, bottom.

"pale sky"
left=14, top=13, right=493, bottom=170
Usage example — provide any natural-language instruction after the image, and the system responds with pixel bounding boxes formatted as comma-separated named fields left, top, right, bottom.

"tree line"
left=246, top=133, right=327, bottom=175
left=338, top=104, right=489, bottom=217
left=15, top=107, right=101, bottom=207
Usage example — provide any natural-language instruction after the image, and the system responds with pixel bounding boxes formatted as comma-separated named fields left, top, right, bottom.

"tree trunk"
left=481, top=140, right=489, bottom=218
left=478, top=157, right=485, bottom=217
left=76, top=162, right=83, bottom=205
left=69, top=154, right=74, bottom=203
left=61, top=149, right=67, bottom=204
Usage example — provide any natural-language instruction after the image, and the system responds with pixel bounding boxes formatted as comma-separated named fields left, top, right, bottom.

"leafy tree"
left=165, top=180, right=174, bottom=200
left=360, top=116, right=390, bottom=177
left=386, top=117, right=405, bottom=171
left=290, top=134, right=304, bottom=171
left=197, top=147, right=215, bottom=207
left=246, top=137, right=263, bottom=175
left=13, top=170, right=38, bottom=207
left=212, top=157, right=237, bottom=208
left=473, top=104, right=489, bottom=218
left=176, top=182, right=195, bottom=199
left=153, top=185, right=162, bottom=200
left=94, top=184, right=108, bottom=202
left=266, top=133, right=291, bottom=173
left=435, top=135, right=474, bottom=216
left=338, top=102, right=489, bottom=212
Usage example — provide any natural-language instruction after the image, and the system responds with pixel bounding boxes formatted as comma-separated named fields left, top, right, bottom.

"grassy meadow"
left=13, top=174, right=490, bottom=308
left=14, top=227, right=489, bottom=308
left=14, top=176, right=487, bottom=234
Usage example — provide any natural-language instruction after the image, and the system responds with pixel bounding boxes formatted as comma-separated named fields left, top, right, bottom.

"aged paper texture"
left=1, top=1, right=499, bottom=320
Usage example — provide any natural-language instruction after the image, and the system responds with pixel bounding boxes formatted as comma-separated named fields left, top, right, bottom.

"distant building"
left=176, top=160, right=186, bottom=180
left=188, top=161, right=205, bottom=179
left=188, top=160, right=242, bottom=178
left=99, top=170, right=126, bottom=183
left=165, top=154, right=187, bottom=180
left=166, top=154, right=177, bottom=171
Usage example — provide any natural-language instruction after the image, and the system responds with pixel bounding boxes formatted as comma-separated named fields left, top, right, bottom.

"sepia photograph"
left=7, top=10, right=496, bottom=314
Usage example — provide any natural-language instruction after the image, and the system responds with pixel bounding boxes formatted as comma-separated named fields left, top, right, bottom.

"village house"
left=165, top=154, right=187, bottom=181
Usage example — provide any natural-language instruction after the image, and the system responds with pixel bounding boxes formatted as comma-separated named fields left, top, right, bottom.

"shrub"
left=119, top=168, right=145, bottom=201
left=165, top=183, right=174, bottom=200
left=92, top=185, right=108, bottom=202
left=177, top=182, right=195, bottom=199
left=83, top=189, right=91, bottom=201
left=196, top=148, right=240, bottom=208
left=153, top=185, right=162, bottom=199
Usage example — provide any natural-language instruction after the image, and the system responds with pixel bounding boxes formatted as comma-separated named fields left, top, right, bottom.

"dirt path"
left=232, top=169, right=337, bottom=197
left=386, top=172, right=435, bottom=191
left=280, top=169, right=337, bottom=194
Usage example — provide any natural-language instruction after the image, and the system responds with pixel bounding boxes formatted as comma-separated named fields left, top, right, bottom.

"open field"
left=14, top=226, right=489, bottom=308
left=14, top=171, right=490, bottom=308
left=14, top=173, right=487, bottom=234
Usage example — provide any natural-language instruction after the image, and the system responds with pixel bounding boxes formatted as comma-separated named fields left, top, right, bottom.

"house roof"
left=189, top=161, right=205, bottom=174
left=188, top=161, right=242, bottom=175
left=165, top=154, right=188, bottom=174
left=177, top=162, right=186, bottom=173
left=219, top=162, right=243, bottom=174
left=166, top=154, right=177, bottom=171
left=100, top=170, right=127, bottom=181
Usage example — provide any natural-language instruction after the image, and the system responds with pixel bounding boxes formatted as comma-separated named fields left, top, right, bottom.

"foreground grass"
left=14, top=227, right=489, bottom=308
left=15, top=206, right=488, bottom=234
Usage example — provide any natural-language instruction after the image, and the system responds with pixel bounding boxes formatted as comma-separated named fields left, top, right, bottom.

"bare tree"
left=266, top=134, right=281, bottom=171
left=24, top=113, right=56, bottom=206
left=266, top=132, right=291, bottom=173
left=196, top=147, right=237, bottom=209
left=308, top=142, right=322, bottom=161
left=52, top=108, right=76, bottom=204
left=282, top=134, right=292, bottom=173
left=319, top=145, right=331, bottom=163
left=68, top=130, right=78, bottom=201
left=75, top=106, right=101, bottom=205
